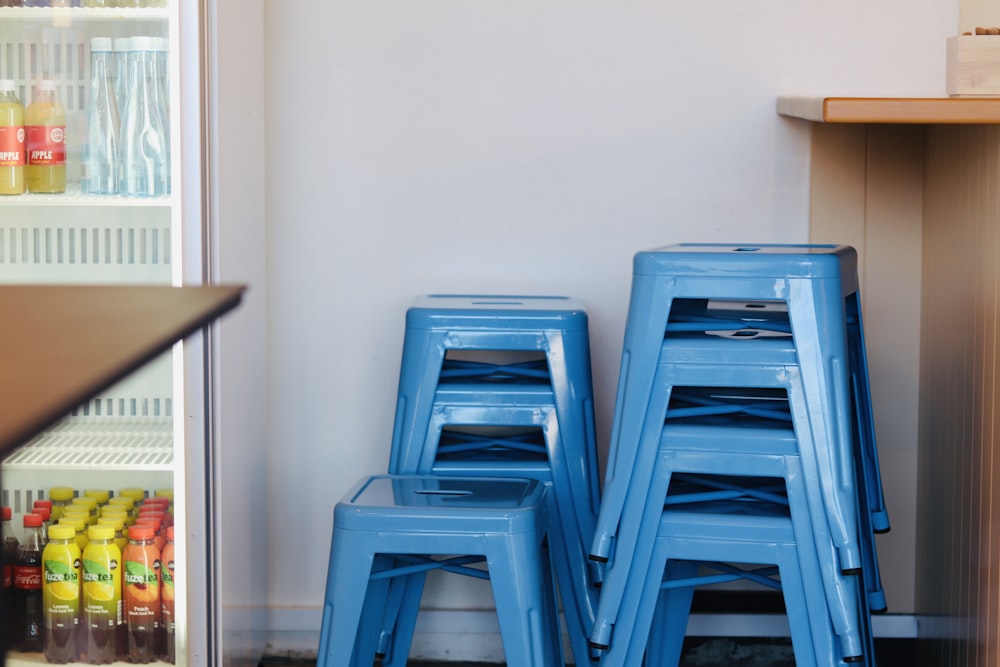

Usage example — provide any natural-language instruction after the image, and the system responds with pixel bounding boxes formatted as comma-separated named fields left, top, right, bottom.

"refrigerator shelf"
left=0, top=6, right=169, bottom=21
left=2, top=416, right=173, bottom=469
left=0, top=188, right=173, bottom=207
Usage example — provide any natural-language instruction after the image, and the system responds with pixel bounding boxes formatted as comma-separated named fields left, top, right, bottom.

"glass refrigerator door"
left=0, top=4, right=201, bottom=667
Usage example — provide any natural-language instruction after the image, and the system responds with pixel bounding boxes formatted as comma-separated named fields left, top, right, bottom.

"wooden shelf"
left=777, top=95, right=1000, bottom=124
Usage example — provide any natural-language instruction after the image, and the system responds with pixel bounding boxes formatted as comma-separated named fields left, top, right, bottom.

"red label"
left=26, top=125, right=65, bottom=166
left=0, top=126, right=25, bottom=167
left=13, top=565, right=41, bottom=589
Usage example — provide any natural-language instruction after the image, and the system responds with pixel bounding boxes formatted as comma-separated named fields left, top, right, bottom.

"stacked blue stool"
left=588, top=244, right=888, bottom=665
left=316, top=475, right=563, bottom=667
left=380, top=294, right=602, bottom=665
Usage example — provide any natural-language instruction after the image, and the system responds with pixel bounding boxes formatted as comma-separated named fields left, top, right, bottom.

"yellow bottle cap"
left=87, top=525, right=115, bottom=541
left=84, top=489, right=110, bottom=504
left=118, top=488, right=147, bottom=503
left=48, top=487, right=75, bottom=503
left=48, top=524, right=75, bottom=541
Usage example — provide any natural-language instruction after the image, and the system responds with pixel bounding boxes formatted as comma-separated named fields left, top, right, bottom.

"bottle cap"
left=129, top=36, right=153, bottom=51
left=0, top=80, right=14, bottom=93
left=97, top=516, right=124, bottom=530
left=166, top=525, right=174, bottom=541
left=33, top=499, right=53, bottom=511
left=90, top=37, right=113, bottom=52
left=49, top=486, right=75, bottom=502
left=113, top=37, right=130, bottom=52
left=36, top=80, right=56, bottom=92
left=32, top=507, right=51, bottom=521
left=48, top=525, right=75, bottom=541
left=87, top=525, right=115, bottom=541
left=119, top=488, right=147, bottom=503
left=143, top=496, right=170, bottom=509
left=135, top=516, right=162, bottom=532
left=108, top=496, right=135, bottom=510
left=23, top=513, right=42, bottom=528
left=58, top=516, right=86, bottom=532
left=84, top=489, right=110, bottom=504
left=1, top=507, right=10, bottom=521
left=154, top=489, right=173, bottom=501
left=72, top=496, right=98, bottom=511
left=128, top=524, right=155, bottom=541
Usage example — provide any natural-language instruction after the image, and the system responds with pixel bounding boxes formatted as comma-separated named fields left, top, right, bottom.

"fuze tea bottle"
left=26, top=80, right=66, bottom=193
left=0, top=79, right=26, bottom=195
left=80, top=525, right=121, bottom=664
left=159, top=526, right=174, bottom=663
left=42, top=524, right=80, bottom=663
left=49, top=486, right=76, bottom=522
left=123, top=524, right=159, bottom=663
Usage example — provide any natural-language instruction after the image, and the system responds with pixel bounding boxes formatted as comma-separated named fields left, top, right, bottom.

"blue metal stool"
left=596, top=500, right=853, bottom=667
left=592, top=244, right=864, bottom=578
left=316, top=475, right=563, bottom=667
left=588, top=400, right=869, bottom=662
left=385, top=294, right=601, bottom=665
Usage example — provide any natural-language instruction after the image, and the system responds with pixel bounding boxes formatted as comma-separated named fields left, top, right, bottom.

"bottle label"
left=14, top=565, right=42, bottom=589
left=26, top=125, right=66, bottom=166
left=0, top=126, right=25, bottom=166
left=3, top=564, right=11, bottom=588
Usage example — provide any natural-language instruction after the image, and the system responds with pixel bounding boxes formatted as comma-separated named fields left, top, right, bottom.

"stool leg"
left=317, top=534, right=376, bottom=667
left=488, top=534, right=565, bottom=667
left=643, top=560, right=700, bottom=667
left=370, top=568, right=427, bottom=667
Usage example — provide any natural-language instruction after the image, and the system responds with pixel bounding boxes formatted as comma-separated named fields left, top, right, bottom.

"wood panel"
left=918, top=124, right=1000, bottom=666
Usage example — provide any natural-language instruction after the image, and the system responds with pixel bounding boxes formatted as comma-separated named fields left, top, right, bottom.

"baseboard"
left=263, top=608, right=919, bottom=663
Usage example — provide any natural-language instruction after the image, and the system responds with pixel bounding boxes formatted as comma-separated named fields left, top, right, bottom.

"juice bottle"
left=0, top=79, right=26, bottom=195
left=2, top=506, right=19, bottom=623
left=49, top=486, right=76, bottom=522
left=123, top=524, right=160, bottom=663
left=42, top=524, right=80, bottom=664
left=26, top=80, right=66, bottom=194
left=106, top=496, right=136, bottom=524
left=13, top=512, right=45, bottom=651
left=83, top=490, right=110, bottom=509
left=159, top=526, right=174, bottom=663
left=80, top=525, right=121, bottom=664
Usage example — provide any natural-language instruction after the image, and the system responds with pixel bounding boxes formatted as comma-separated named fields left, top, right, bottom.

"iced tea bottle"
left=159, top=526, right=174, bottom=663
left=42, top=524, right=80, bottom=663
left=49, top=487, right=76, bottom=522
left=80, top=525, right=121, bottom=664
left=123, top=524, right=159, bottom=663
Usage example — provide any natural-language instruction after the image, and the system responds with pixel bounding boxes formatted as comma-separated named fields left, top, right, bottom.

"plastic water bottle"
left=82, top=37, right=120, bottom=195
left=118, top=37, right=168, bottom=197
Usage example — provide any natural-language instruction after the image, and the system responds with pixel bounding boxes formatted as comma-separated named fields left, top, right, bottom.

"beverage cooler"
left=0, top=3, right=263, bottom=667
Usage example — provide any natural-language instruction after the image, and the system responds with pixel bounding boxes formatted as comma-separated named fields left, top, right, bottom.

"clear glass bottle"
left=119, top=36, right=168, bottom=197
left=112, top=37, right=130, bottom=120
left=83, top=37, right=121, bottom=195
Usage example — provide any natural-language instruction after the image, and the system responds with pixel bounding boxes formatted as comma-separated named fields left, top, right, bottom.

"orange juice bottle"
left=160, top=526, right=174, bottom=663
left=0, top=79, right=26, bottom=195
left=123, top=525, right=160, bottom=663
left=42, top=524, right=80, bottom=664
left=80, top=525, right=121, bottom=664
left=25, top=80, right=66, bottom=193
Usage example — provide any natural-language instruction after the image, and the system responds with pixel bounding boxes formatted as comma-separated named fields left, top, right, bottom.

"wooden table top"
left=0, top=284, right=245, bottom=456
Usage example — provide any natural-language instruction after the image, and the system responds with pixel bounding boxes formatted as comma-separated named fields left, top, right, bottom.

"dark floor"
left=261, top=637, right=916, bottom=666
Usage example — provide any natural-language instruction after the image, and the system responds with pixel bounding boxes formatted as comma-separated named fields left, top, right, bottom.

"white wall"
left=261, top=0, right=955, bottom=656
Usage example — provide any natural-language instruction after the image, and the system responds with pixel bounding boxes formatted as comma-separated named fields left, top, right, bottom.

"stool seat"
left=317, top=475, right=563, bottom=667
